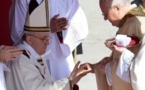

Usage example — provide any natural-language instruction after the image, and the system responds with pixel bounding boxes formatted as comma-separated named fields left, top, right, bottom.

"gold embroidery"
left=118, top=4, right=145, bottom=28
left=37, top=58, right=44, bottom=66
left=129, top=5, right=145, bottom=16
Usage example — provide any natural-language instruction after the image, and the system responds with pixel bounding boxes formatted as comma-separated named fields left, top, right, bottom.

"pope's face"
left=30, top=32, right=50, bottom=55
left=100, top=0, right=121, bottom=27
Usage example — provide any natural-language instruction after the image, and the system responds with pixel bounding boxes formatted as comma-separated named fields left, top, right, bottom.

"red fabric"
left=113, top=35, right=140, bottom=47
left=0, top=0, right=12, bottom=45
left=73, top=84, right=79, bottom=90
left=128, top=36, right=140, bottom=46
left=57, top=32, right=63, bottom=43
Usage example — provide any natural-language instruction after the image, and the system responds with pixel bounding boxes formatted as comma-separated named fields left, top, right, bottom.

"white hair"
left=105, top=0, right=130, bottom=7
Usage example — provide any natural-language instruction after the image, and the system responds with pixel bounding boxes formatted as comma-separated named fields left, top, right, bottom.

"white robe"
left=10, top=0, right=88, bottom=81
left=0, top=63, right=7, bottom=90
left=130, top=35, right=145, bottom=90
left=5, top=42, right=71, bottom=90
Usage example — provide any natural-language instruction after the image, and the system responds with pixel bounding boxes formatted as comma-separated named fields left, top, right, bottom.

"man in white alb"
left=9, top=0, right=88, bottom=81
left=5, top=2, right=90, bottom=89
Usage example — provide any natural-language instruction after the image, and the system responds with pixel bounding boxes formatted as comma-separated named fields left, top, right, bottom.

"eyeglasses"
left=28, top=34, right=51, bottom=44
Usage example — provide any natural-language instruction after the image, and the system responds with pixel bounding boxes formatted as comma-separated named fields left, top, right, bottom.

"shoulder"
left=11, top=50, right=32, bottom=67
left=124, top=16, right=145, bottom=33
left=126, top=16, right=145, bottom=25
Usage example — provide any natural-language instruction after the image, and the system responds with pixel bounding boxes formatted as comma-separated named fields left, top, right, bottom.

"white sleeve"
left=11, top=55, right=71, bottom=90
left=0, top=63, right=6, bottom=90
left=60, top=0, right=89, bottom=56
left=130, top=44, right=145, bottom=90
left=105, top=62, right=112, bottom=86
left=9, top=0, right=29, bottom=44
left=116, top=49, right=134, bottom=83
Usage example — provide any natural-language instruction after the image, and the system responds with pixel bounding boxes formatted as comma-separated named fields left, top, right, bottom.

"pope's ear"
left=112, top=5, right=120, bottom=11
left=25, top=35, right=32, bottom=44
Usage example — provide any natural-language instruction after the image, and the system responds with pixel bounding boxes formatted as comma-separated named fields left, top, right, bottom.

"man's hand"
left=104, top=38, right=115, bottom=51
left=79, top=63, right=94, bottom=73
left=69, top=61, right=92, bottom=85
left=0, top=45, right=22, bottom=62
left=50, top=14, right=68, bottom=33
left=113, top=45, right=127, bottom=54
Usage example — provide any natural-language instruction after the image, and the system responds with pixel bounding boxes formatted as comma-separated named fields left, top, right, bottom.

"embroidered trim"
left=118, top=4, right=145, bottom=28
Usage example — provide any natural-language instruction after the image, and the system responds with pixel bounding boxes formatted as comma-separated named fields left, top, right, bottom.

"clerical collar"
left=118, top=4, right=145, bottom=28
left=23, top=41, right=41, bottom=59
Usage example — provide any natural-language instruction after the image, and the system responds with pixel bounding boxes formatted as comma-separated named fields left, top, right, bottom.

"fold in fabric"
left=0, top=63, right=10, bottom=90
left=105, top=49, right=134, bottom=85
left=105, top=62, right=112, bottom=86
left=116, top=49, right=134, bottom=83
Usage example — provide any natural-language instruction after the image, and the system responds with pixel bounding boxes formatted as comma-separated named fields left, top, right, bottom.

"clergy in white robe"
left=130, top=35, right=145, bottom=90
left=5, top=40, right=72, bottom=90
left=5, top=31, right=90, bottom=90
left=9, top=0, right=88, bottom=81
left=6, top=2, right=90, bottom=89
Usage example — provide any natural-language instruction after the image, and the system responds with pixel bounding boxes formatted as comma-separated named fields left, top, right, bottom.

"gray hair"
left=105, top=0, right=130, bottom=8
left=24, top=31, right=34, bottom=35
left=22, top=31, right=34, bottom=40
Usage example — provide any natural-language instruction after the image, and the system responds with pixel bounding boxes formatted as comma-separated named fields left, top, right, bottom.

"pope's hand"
left=79, top=63, right=94, bottom=73
left=69, top=61, right=92, bottom=85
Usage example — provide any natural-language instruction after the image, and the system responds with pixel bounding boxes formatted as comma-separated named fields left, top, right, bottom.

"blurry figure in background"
left=0, top=45, right=22, bottom=90
left=72, top=43, right=83, bottom=63
left=131, top=0, right=145, bottom=8
left=10, top=0, right=88, bottom=82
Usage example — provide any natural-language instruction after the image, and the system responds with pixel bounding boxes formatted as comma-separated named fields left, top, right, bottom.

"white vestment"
left=130, top=35, right=145, bottom=90
left=0, top=63, right=7, bottom=90
left=10, top=0, right=88, bottom=80
left=5, top=42, right=71, bottom=90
